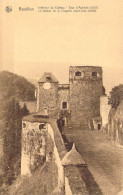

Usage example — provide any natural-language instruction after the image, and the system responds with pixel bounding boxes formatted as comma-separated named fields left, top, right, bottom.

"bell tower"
left=37, top=72, right=59, bottom=116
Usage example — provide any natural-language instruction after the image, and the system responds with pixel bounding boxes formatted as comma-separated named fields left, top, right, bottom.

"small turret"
left=62, top=143, right=87, bottom=166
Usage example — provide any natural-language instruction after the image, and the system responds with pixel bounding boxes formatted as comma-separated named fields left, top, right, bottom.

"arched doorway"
left=57, top=117, right=66, bottom=131
left=60, top=117, right=66, bottom=127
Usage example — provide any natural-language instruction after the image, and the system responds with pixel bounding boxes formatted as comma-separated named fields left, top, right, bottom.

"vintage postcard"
left=0, top=0, right=123, bottom=194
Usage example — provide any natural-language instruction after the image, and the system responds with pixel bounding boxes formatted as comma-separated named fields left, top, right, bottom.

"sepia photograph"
left=0, top=0, right=123, bottom=194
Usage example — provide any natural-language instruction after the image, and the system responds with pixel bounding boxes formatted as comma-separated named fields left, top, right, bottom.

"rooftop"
left=38, top=72, right=58, bottom=83
left=62, top=143, right=87, bottom=166
left=58, top=84, right=69, bottom=90
left=23, top=112, right=49, bottom=123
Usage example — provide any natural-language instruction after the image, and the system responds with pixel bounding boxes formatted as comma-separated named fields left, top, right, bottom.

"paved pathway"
left=63, top=129, right=123, bottom=195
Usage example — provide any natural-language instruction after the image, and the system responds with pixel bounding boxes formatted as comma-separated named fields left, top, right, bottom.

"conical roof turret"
left=62, top=143, right=87, bottom=166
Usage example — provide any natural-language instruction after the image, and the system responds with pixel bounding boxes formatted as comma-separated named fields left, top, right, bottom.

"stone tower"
left=69, top=66, right=103, bottom=128
left=37, top=72, right=59, bottom=116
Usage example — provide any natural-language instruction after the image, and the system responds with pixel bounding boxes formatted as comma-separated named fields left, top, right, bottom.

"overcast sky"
left=0, top=0, right=123, bottom=94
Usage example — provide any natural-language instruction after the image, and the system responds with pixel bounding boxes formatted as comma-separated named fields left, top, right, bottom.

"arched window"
left=46, top=77, right=51, bottom=81
left=75, top=71, right=81, bottom=76
left=92, top=72, right=97, bottom=77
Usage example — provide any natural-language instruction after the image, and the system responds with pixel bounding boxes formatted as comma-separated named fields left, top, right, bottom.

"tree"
left=108, top=84, right=123, bottom=109
left=21, top=103, right=29, bottom=116
left=0, top=71, right=36, bottom=102
left=1, top=98, right=29, bottom=184
left=2, top=98, right=17, bottom=184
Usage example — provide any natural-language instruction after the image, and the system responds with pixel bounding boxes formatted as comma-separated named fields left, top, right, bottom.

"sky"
left=0, top=0, right=123, bottom=95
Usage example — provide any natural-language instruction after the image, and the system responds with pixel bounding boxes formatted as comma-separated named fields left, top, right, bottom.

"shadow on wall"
left=60, top=132, right=103, bottom=194
left=79, top=166, right=103, bottom=195
left=61, top=133, right=73, bottom=151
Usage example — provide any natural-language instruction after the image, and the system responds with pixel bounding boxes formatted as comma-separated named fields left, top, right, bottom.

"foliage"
left=21, top=103, right=29, bottom=116
left=108, top=84, right=123, bottom=109
left=0, top=71, right=32, bottom=186
left=1, top=98, right=29, bottom=185
left=0, top=71, right=36, bottom=101
left=9, top=162, right=59, bottom=195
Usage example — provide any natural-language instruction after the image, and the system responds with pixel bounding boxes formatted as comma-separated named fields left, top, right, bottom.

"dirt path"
left=63, top=129, right=123, bottom=195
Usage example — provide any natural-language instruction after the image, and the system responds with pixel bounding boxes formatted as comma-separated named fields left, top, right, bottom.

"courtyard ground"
left=62, top=128, right=123, bottom=195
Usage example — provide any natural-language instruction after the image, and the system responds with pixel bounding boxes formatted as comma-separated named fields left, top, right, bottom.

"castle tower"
left=69, top=66, right=103, bottom=128
left=37, top=72, right=59, bottom=116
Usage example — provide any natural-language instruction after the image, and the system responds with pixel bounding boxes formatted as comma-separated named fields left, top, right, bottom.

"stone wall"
left=64, top=166, right=89, bottom=195
left=69, top=66, right=103, bottom=128
left=21, top=121, right=47, bottom=175
left=21, top=118, right=89, bottom=194
left=47, top=123, right=65, bottom=191
left=37, top=82, right=59, bottom=116
left=47, top=123, right=88, bottom=195
left=35, top=66, right=104, bottom=128
left=58, top=86, right=71, bottom=126
left=58, top=85, right=69, bottom=110
left=100, top=98, right=123, bottom=146
left=108, top=101, right=123, bottom=145
left=46, top=130, right=58, bottom=190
